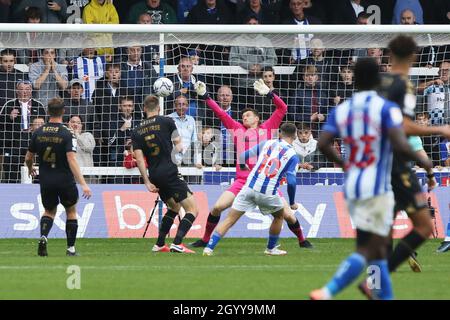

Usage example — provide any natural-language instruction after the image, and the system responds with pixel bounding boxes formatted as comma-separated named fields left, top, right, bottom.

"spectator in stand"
left=72, top=46, right=106, bottom=103
left=399, top=8, right=418, bottom=24
left=135, top=13, right=160, bottom=65
left=331, top=0, right=368, bottom=24
left=421, top=61, right=450, bottom=126
left=418, top=60, right=450, bottom=94
left=168, top=95, right=202, bottom=168
left=185, top=0, right=232, bottom=76
left=199, top=126, right=222, bottom=170
left=82, top=0, right=119, bottom=60
left=229, top=15, right=277, bottom=93
left=68, top=115, right=97, bottom=183
left=13, top=0, right=68, bottom=23
left=421, top=0, right=449, bottom=24
left=0, top=0, right=11, bottom=23
left=298, top=37, right=337, bottom=91
left=107, top=96, right=141, bottom=167
left=282, top=0, right=321, bottom=64
left=303, top=0, right=327, bottom=23
left=128, top=0, right=177, bottom=24
left=287, top=65, right=328, bottom=135
left=15, top=7, right=43, bottom=66
left=329, top=65, right=355, bottom=106
left=293, top=122, right=325, bottom=171
left=91, top=62, right=126, bottom=165
left=357, top=11, right=370, bottom=24
left=120, top=45, right=158, bottom=104
left=68, top=115, right=95, bottom=168
left=237, top=0, right=278, bottom=24
left=367, top=46, right=383, bottom=66
left=0, top=49, right=28, bottom=107
left=30, top=116, right=45, bottom=132
left=177, top=0, right=198, bottom=23
left=168, top=56, right=203, bottom=117
left=186, top=0, right=233, bottom=24
left=63, top=79, right=95, bottom=131
left=0, top=79, right=46, bottom=183
left=392, top=0, right=423, bottom=24
left=29, top=48, right=68, bottom=107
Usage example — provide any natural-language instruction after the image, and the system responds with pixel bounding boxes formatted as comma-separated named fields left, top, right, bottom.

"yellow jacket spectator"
left=82, top=0, right=119, bottom=58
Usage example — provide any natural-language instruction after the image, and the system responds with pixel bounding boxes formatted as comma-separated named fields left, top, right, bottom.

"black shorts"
left=391, top=167, right=427, bottom=215
left=40, top=183, right=79, bottom=211
left=151, top=172, right=192, bottom=203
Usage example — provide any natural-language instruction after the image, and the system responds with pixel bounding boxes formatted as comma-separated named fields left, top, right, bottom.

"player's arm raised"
left=254, top=79, right=287, bottom=128
left=66, top=152, right=92, bottom=199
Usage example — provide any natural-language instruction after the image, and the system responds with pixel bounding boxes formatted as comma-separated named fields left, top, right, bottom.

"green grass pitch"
left=0, top=238, right=448, bottom=299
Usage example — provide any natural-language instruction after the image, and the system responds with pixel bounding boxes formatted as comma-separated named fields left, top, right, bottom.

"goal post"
left=0, top=24, right=449, bottom=238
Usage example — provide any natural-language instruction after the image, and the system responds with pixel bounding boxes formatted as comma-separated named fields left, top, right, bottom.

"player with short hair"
left=203, top=122, right=300, bottom=256
left=25, top=97, right=92, bottom=257
left=364, top=36, right=450, bottom=281
left=310, top=58, right=433, bottom=300
left=132, top=95, right=198, bottom=254
left=191, top=79, right=312, bottom=249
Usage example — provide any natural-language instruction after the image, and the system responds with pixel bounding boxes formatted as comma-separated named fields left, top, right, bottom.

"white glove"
left=194, top=81, right=207, bottom=97
left=253, top=79, right=270, bottom=96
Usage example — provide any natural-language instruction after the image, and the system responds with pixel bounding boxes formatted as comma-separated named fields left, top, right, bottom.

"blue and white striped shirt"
left=245, top=139, right=299, bottom=200
left=322, top=91, right=403, bottom=200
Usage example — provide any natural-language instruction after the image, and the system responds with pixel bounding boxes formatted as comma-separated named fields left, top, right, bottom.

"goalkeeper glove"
left=194, top=81, right=209, bottom=99
left=253, top=79, right=273, bottom=98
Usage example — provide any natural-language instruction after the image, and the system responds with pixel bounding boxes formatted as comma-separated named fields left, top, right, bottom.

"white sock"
left=67, top=246, right=75, bottom=253
left=445, top=236, right=450, bottom=242
left=322, top=287, right=332, bottom=300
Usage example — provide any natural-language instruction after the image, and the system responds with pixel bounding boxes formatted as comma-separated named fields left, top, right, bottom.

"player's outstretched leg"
left=282, top=201, right=313, bottom=249
left=65, top=205, right=79, bottom=256
left=38, top=213, right=54, bottom=257
left=388, top=208, right=433, bottom=272
left=311, top=230, right=393, bottom=300
left=265, top=210, right=287, bottom=256
left=152, top=206, right=179, bottom=253
left=203, top=209, right=244, bottom=256
left=190, top=191, right=235, bottom=248
left=169, top=196, right=197, bottom=254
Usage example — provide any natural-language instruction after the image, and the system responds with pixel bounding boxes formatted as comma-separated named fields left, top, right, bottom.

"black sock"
left=156, top=210, right=178, bottom=247
left=40, top=216, right=54, bottom=238
left=173, top=213, right=196, bottom=245
left=388, top=230, right=426, bottom=272
left=207, top=214, right=220, bottom=224
left=66, top=219, right=78, bottom=248
left=387, top=238, right=394, bottom=258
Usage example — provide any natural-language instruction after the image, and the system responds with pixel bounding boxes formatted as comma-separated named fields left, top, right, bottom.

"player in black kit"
left=358, top=36, right=450, bottom=299
left=25, top=98, right=92, bottom=257
left=132, top=95, right=198, bottom=254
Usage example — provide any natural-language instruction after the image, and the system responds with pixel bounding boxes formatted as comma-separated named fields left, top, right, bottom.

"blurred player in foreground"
left=25, top=98, right=92, bottom=257
left=203, top=123, right=300, bottom=256
left=310, top=58, right=432, bottom=300
left=132, top=95, right=198, bottom=254
left=192, top=79, right=312, bottom=249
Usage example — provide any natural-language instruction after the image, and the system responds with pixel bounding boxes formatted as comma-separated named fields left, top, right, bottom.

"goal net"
left=0, top=24, right=449, bottom=238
